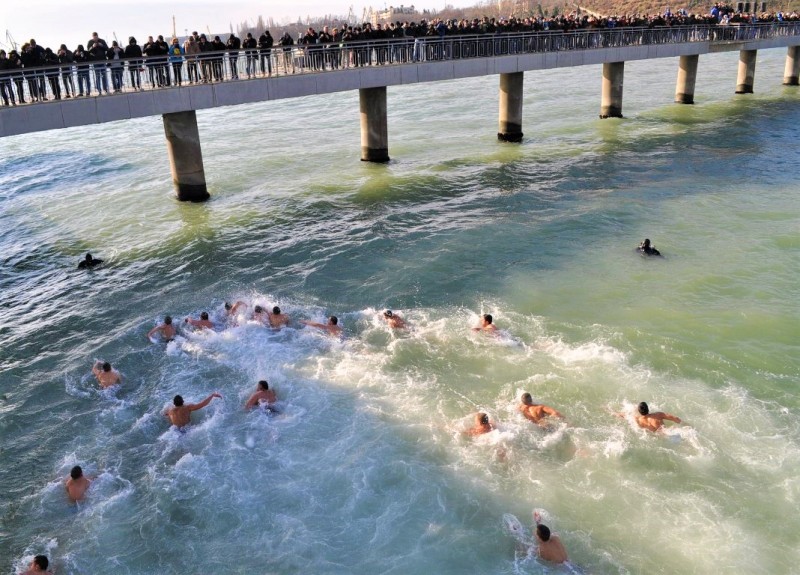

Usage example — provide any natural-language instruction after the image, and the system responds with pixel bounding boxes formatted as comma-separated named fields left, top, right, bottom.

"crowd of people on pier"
left=1, top=4, right=798, bottom=107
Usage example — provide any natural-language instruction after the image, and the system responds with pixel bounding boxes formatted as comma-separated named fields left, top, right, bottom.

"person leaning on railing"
left=124, top=37, right=143, bottom=91
left=257, top=29, right=274, bottom=77
left=0, top=50, right=17, bottom=106
left=107, top=41, right=125, bottom=93
left=183, top=35, right=201, bottom=84
left=167, top=37, right=185, bottom=86
left=87, top=33, right=109, bottom=95
left=56, top=44, right=75, bottom=98
left=226, top=33, right=240, bottom=79
left=73, top=45, right=91, bottom=97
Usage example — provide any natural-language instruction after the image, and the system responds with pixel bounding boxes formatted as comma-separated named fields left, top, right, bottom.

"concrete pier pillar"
left=498, top=72, right=524, bottom=142
left=600, top=62, right=624, bottom=118
left=784, top=46, right=800, bottom=86
left=162, top=111, right=209, bottom=202
left=735, top=49, right=757, bottom=94
left=675, top=55, right=699, bottom=104
left=359, top=87, right=389, bottom=162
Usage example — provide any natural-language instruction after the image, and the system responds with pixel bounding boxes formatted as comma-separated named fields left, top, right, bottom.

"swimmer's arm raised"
left=657, top=412, right=681, bottom=424
left=244, top=393, right=259, bottom=410
left=188, top=392, right=222, bottom=412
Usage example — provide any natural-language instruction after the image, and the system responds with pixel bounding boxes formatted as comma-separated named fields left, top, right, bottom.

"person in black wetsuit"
left=637, top=238, right=661, bottom=256
left=77, top=253, right=103, bottom=269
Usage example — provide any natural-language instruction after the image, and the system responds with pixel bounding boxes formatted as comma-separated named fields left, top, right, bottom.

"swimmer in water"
left=185, top=312, right=213, bottom=330
left=637, top=238, right=661, bottom=256
left=533, top=512, right=569, bottom=564
left=244, top=380, right=277, bottom=410
left=616, top=401, right=682, bottom=432
left=267, top=306, right=290, bottom=329
left=225, top=301, right=247, bottom=316
left=92, top=360, right=122, bottom=388
left=147, top=315, right=176, bottom=342
left=301, top=316, right=342, bottom=336
left=252, top=305, right=269, bottom=324
left=519, top=393, right=564, bottom=427
left=165, top=392, right=222, bottom=428
left=22, top=555, right=53, bottom=574
left=65, top=465, right=93, bottom=503
left=472, top=313, right=498, bottom=333
left=467, top=412, right=495, bottom=436
left=382, top=310, right=407, bottom=329
left=77, top=253, right=103, bottom=269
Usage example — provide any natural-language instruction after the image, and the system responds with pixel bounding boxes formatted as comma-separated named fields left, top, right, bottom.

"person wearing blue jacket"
left=167, top=37, right=184, bottom=86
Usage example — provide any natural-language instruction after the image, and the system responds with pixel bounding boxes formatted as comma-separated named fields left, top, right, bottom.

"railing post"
left=675, top=54, right=699, bottom=104
left=162, top=110, right=209, bottom=202
left=600, top=62, right=624, bottom=118
left=498, top=72, right=524, bottom=142
left=735, top=49, right=758, bottom=94
left=359, top=86, right=390, bottom=162
left=784, top=45, right=800, bottom=85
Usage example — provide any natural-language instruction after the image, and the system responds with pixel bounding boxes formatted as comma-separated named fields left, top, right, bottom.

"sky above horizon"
left=1, top=0, right=473, bottom=51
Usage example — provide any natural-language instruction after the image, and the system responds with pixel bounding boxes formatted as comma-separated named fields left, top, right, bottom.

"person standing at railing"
left=155, top=35, right=170, bottom=87
left=211, top=36, right=225, bottom=81
left=107, top=41, right=125, bottom=93
left=20, top=43, right=43, bottom=102
left=318, top=26, right=333, bottom=70
left=198, top=34, right=212, bottom=82
left=142, top=36, right=159, bottom=88
left=257, top=29, right=274, bottom=77
left=0, top=50, right=17, bottom=106
left=72, top=45, right=90, bottom=97
left=242, top=32, right=256, bottom=78
left=167, top=37, right=184, bottom=86
left=57, top=44, right=75, bottom=98
left=43, top=47, right=62, bottom=100
left=124, top=37, right=143, bottom=91
left=278, top=31, right=294, bottom=74
left=184, top=35, right=201, bottom=83
left=87, top=33, right=109, bottom=95
left=226, top=33, right=241, bottom=79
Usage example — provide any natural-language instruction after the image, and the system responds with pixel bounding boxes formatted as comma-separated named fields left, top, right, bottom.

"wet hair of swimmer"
left=273, top=306, right=281, bottom=315
left=164, top=316, right=172, bottom=325
left=258, top=380, right=269, bottom=390
left=85, top=253, right=93, bottom=261
left=33, top=556, right=49, bottom=570
left=329, top=316, right=338, bottom=325
left=254, top=305, right=263, bottom=313
left=224, top=302, right=232, bottom=311
left=638, top=401, right=649, bottom=416
left=200, top=312, right=209, bottom=320
left=483, top=313, right=493, bottom=324
left=173, top=395, right=184, bottom=407
left=478, top=412, right=489, bottom=425
left=70, top=465, right=83, bottom=479
left=102, top=362, right=111, bottom=372
left=536, top=524, right=551, bottom=542
left=521, top=392, right=532, bottom=404
left=384, top=310, right=393, bottom=318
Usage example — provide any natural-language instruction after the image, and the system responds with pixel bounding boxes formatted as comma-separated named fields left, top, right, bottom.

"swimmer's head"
left=258, top=380, right=269, bottom=390
left=384, top=310, right=393, bottom=318
left=536, top=524, right=551, bottom=542
left=521, top=392, right=533, bottom=405
left=483, top=313, right=493, bottom=324
left=643, top=239, right=651, bottom=248
left=638, top=402, right=649, bottom=415
left=476, top=412, right=489, bottom=425
left=85, top=253, right=93, bottom=261
left=164, top=316, right=172, bottom=325
left=173, top=395, right=184, bottom=407
left=273, top=306, right=281, bottom=315
left=102, top=362, right=111, bottom=372
left=70, top=465, right=83, bottom=479
left=254, top=305, right=263, bottom=313
left=224, top=302, right=232, bottom=311
left=329, top=316, right=338, bottom=325
left=200, top=312, right=209, bottom=320
left=32, top=556, right=49, bottom=570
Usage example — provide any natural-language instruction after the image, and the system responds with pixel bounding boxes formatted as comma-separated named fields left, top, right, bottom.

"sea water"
left=1, top=49, right=799, bottom=574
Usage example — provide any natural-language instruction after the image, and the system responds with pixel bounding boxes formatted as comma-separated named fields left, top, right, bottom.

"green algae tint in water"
left=1, top=51, right=799, bottom=574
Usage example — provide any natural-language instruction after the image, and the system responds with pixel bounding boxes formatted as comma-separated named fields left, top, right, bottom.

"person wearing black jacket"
left=142, top=36, right=159, bottom=87
left=107, top=41, right=125, bottom=92
left=226, top=33, right=240, bottom=79
left=20, top=42, right=43, bottom=101
left=57, top=44, right=75, bottom=97
left=73, top=45, right=91, bottom=96
left=87, top=33, right=109, bottom=94
left=242, top=33, right=256, bottom=78
left=278, top=31, right=294, bottom=73
left=197, top=34, right=212, bottom=82
left=257, top=30, right=273, bottom=76
left=0, top=50, right=17, bottom=106
left=43, top=47, right=62, bottom=100
left=211, top=36, right=225, bottom=81
left=124, top=37, right=143, bottom=90
left=155, top=35, right=170, bottom=86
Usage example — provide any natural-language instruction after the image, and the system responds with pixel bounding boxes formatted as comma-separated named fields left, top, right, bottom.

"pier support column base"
left=498, top=72, right=524, bottom=142
left=600, top=62, right=624, bottom=119
left=783, top=46, right=800, bottom=85
left=163, top=110, right=209, bottom=202
left=735, top=49, right=757, bottom=94
left=360, top=87, right=390, bottom=163
left=675, top=55, right=699, bottom=105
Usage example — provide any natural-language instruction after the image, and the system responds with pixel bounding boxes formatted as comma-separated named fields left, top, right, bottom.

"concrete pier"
left=162, top=111, right=209, bottom=202
left=359, top=87, right=390, bottom=162
left=498, top=72, right=524, bottom=142
left=675, top=55, right=699, bottom=104
left=735, top=49, right=757, bottom=94
left=600, top=62, right=624, bottom=118
left=784, top=46, right=800, bottom=85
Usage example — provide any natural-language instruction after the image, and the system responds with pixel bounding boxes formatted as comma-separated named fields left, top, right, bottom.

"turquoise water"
left=1, top=49, right=799, bottom=574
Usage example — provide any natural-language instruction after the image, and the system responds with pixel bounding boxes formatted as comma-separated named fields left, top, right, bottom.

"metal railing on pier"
left=1, top=22, right=799, bottom=107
